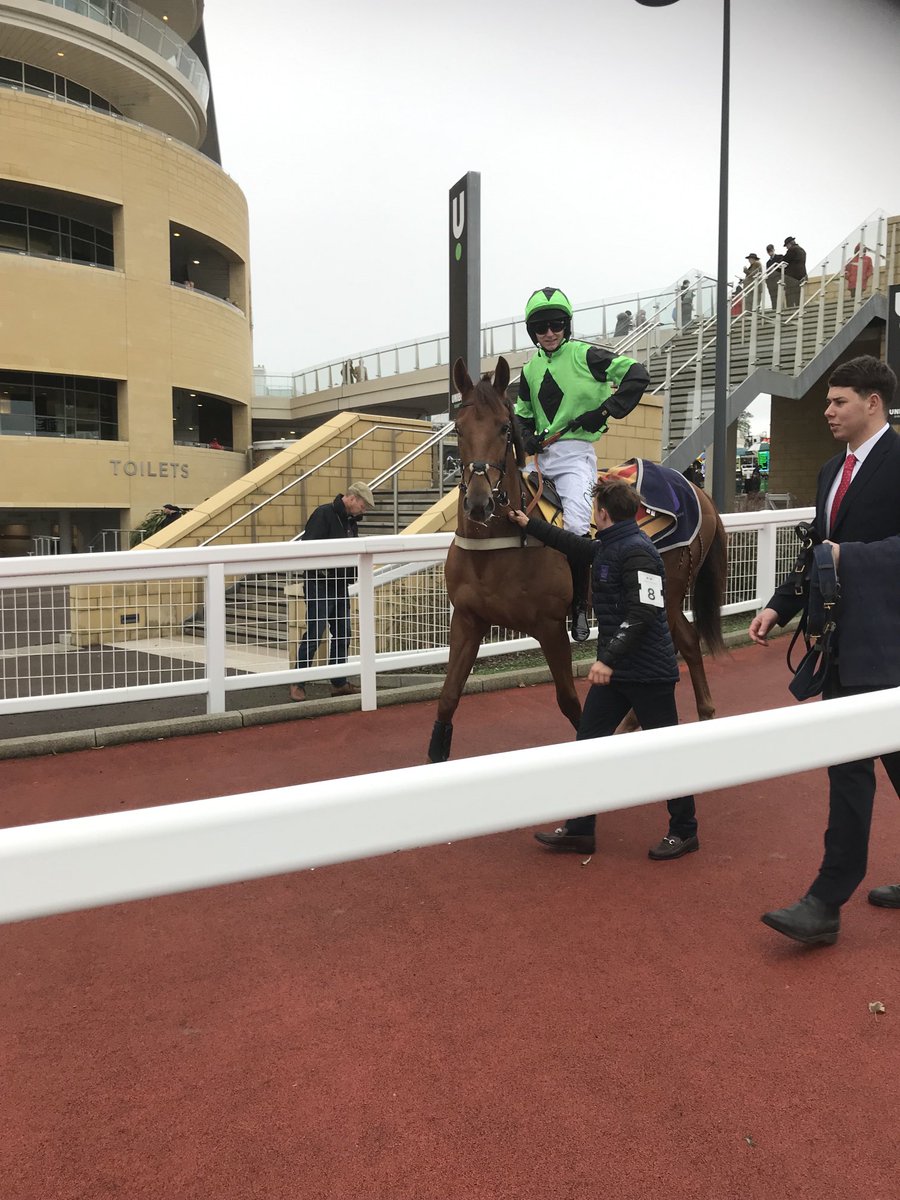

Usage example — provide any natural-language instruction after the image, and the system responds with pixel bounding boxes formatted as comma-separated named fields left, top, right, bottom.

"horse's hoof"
left=427, top=720, right=453, bottom=762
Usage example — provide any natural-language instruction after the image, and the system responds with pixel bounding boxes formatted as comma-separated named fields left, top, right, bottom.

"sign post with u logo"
left=448, top=171, right=481, bottom=411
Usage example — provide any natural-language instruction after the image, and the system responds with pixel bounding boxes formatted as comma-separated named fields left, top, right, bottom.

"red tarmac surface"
left=2, top=644, right=900, bottom=1199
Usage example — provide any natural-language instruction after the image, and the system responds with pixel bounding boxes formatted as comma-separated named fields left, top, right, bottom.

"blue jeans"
left=294, top=576, right=351, bottom=688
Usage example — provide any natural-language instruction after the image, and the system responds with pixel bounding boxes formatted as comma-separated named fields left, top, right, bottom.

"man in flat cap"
left=290, top=483, right=376, bottom=702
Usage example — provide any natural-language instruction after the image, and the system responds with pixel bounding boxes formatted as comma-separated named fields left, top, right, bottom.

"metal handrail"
left=200, top=421, right=444, bottom=547
left=252, top=271, right=714, bottom=399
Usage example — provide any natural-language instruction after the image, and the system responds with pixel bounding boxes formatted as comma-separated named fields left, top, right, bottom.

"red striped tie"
left=829, top=452, right=857, bottom=530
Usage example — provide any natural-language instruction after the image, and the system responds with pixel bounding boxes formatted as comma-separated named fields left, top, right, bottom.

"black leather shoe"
left=648, top=834, right=699, bottom=860
left=534, top=828, right=595, bottom=854
left=571, top=606, right=590, bottom=643
left=761, top=895, right=840, bottom=945
left=868, top=884, right=900, bottom=908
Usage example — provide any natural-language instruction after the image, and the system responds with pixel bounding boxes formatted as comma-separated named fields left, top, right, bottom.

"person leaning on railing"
left=514, top=286, right=650, bottom=643
left=844, top=243, right=873, bottom=294
left=289, top=483, right=376, bottom=704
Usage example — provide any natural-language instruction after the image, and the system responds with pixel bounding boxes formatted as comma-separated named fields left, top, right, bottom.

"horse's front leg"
left=670, top=609, right=716, bottom=721
left=428, top=609, right=489, bottom=762
left=535, top=621, right=581, bottom=732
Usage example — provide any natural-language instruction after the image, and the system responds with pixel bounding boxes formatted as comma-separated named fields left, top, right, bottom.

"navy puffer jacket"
left=522, top=515, right=679, bottom=683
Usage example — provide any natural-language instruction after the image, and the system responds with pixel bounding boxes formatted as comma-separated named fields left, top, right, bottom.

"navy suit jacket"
left=769, top=426, right=900, bottom=685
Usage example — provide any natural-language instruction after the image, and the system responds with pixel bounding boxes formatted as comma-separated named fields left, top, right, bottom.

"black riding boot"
left=568, top=544, right=591, bottom=643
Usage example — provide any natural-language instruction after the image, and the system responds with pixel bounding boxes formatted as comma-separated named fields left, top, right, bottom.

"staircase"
left=359, top=486, right=448, bottom=536
left=613, top=211, right=897, bottom=471
left=181, top=487, right=447, bottom=645
left=649, top=286, right=889, bottom=471
left=183, top=574, right=290, bottom=646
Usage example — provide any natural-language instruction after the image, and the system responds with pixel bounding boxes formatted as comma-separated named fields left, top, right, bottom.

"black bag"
left=787, top=542, right=840, bottom=700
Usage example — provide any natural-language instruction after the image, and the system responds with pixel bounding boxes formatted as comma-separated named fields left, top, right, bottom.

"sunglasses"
left=531, top=319, right=566, bottom=334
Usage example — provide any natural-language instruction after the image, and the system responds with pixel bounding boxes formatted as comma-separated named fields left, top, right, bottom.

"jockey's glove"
left=571, top=406, right=610, bottom=434
left=523, top=432, right=545, bottom=455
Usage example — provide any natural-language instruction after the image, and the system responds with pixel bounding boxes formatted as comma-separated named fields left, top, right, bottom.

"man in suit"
left=780, top=236, right=807, bottom=308
left=748, top=355, right=900, bottom=945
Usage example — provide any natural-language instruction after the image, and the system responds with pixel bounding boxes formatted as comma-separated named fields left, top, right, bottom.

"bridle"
left=455, top=400, right=515, bottom=510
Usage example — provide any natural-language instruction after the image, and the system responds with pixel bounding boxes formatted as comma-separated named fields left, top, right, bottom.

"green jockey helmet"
left=524, top=286, right=574, bottom=345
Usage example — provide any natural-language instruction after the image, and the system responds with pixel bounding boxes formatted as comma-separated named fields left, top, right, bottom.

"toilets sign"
left=110, top=460, right=190, bottom=478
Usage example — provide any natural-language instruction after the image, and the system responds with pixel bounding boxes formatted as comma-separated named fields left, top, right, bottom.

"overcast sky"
left=204, top=0, right=899, bottom=379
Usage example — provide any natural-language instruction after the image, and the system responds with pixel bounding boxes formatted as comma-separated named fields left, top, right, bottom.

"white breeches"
left=535, top=439, right=597, bottom=534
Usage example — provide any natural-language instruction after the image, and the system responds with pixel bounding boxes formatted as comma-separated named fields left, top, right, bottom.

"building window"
left=170, top=223, right=245, bottom=310
left=0, top=181, right=116, bottom=269
left=172, top=389, right=234, bottom=449
left=0, top=57, right=122, bottom=117
left=0, top=372, right=118, bottom=440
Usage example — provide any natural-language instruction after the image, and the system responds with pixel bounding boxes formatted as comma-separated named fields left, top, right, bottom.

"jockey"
left=515, top=286, right=651, bottom=641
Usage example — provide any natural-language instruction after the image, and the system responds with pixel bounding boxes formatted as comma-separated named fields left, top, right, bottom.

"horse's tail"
left=692, top=510, right=728, bottom=656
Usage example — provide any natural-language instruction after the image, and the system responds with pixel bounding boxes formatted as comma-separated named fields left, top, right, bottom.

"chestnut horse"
left=427, top=356, right=727, bottom=763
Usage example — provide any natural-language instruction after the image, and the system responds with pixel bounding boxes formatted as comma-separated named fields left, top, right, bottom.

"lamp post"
left=636, top=0, right=731, bottom=511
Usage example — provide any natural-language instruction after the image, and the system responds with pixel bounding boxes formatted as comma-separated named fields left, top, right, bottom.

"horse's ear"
left=452, top=358, right=473, bottom=397
left=494, top=356, right=510, bottom=397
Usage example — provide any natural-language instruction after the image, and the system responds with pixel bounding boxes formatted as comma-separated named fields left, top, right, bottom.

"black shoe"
left=648, top=834, right=699, bottom=860
left=761, top=895, right=840, bottom=945
left=868, top=884, right=900, bottom=909
left=534, top=828, right=595, bottom=854
left=571, top=606, right=590, bottom=643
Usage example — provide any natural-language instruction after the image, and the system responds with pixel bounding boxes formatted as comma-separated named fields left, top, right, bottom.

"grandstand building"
left=0, top=0, right=252, bottom=554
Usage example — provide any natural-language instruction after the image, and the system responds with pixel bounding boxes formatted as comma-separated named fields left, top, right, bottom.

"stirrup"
left=571, top=606, right=590, bottom=643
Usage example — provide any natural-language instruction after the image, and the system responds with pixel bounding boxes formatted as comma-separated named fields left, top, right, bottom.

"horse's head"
left=452, top=356, right=519, bottom=524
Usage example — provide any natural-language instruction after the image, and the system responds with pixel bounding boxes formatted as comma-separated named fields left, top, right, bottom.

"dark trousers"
left=784, top=276, right=802, bottom=308
left=294, top=577, right=351, bottom=687
left=808, top=671, right=900, bottom=907
left=565, top=680, right=697, bottom=839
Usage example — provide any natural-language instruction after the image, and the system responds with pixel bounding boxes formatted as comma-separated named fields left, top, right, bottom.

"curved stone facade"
left=0, top=86, right=253, bottom=550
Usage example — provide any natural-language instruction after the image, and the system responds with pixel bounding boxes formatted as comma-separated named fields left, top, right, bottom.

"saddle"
left=522, top=470, right=565, bottom=528
left=520, top=458, right=701, bottom=551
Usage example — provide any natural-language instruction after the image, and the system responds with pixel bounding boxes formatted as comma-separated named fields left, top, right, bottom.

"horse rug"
left=599, top=459, right=701, bottom=551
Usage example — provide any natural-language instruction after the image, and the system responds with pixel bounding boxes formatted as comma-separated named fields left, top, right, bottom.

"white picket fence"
left=0, top=507, right=809, bottom=717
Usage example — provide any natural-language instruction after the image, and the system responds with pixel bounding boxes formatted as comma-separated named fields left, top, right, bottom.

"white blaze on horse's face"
left=451, top=357, right=514, bottom=527
left=457, top=402, right=511, bottom=525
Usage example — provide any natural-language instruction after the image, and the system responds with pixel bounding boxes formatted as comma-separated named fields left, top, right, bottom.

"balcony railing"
left=38, top=0, right=210, bottom=107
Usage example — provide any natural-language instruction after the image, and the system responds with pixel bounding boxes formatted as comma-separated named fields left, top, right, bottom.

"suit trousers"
left=294, top=576, right=351, bottom=688
left=784, top=276, right=802, bottom=308
left=807, top=669, right=900, bottom=906
left=565, top=680, right=697, bottom=839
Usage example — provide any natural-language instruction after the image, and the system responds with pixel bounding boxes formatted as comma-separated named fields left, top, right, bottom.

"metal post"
left=711, top=0, right=731, bottom=512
